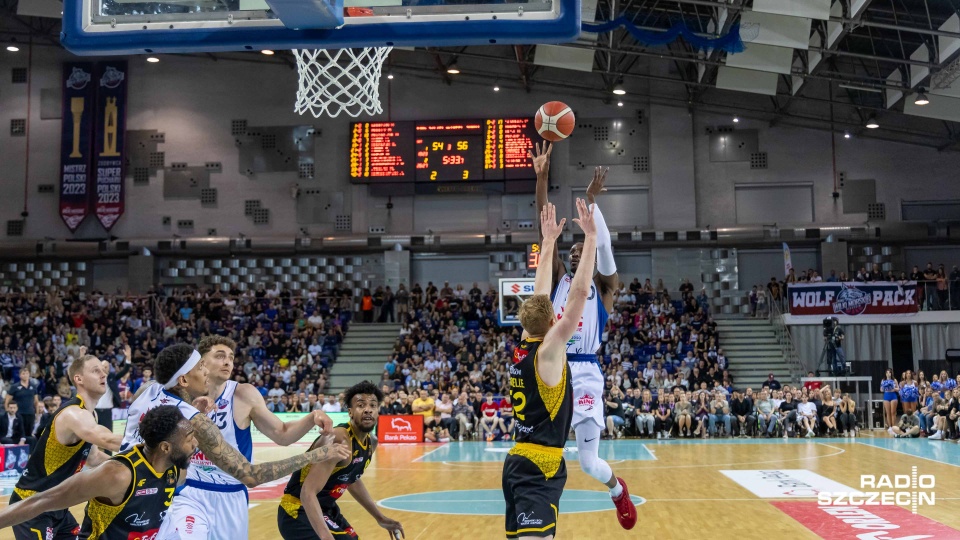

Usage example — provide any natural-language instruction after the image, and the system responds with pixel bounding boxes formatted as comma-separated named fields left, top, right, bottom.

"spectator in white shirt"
left=267, top=382, right=286, bottom=400
left=321, top=395, right=342, bottom=413
left=797, top=394, right=818, bottom=437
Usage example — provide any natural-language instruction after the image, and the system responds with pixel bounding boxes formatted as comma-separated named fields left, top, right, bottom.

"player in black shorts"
left=503, top=200, right=597, bottom=539
left=0, top=405, right=196, bottom=540
left=7, top=352, right=123, bottom=540
left=278, top=381, right=404, bottom=540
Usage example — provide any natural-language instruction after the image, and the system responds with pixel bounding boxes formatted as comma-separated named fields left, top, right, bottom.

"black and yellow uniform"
left=502, top=337, right=573, bottom=539
left=11, top=396, right=93, bottom=540
left=79, top=445, right=179, bottom=540
left=277, top=423, right=373, bottom=539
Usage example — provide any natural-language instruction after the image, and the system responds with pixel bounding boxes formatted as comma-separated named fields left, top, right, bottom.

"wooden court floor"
left=2, top=432, right=959, bottom=540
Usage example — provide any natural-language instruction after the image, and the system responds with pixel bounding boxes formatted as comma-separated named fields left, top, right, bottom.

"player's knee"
left=578, top=453, right=609, bottom=481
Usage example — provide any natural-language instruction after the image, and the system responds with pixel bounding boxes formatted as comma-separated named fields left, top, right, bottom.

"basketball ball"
left=535, top=101, right=575, bottom=142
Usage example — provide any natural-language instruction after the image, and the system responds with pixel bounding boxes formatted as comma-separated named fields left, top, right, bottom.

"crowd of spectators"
left=376, top=278, right=736, bottom=441
left=0, top=283, right=352, bottom=436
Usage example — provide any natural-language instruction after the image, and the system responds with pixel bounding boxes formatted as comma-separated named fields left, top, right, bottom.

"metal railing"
left=767, top=296, right=803, bottom=383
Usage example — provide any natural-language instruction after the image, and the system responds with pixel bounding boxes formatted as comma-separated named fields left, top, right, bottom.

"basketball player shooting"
left=529, top=143, right=637, bottom=530
left=502, top=200, right=594, bottom=540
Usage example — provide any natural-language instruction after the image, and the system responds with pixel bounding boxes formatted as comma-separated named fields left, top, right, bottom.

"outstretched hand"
left=539, top=203, right=565, bottom=243
left=572, top=198, right=596, bottom=237
left=527, top=141, right=552, bottom=178
left=585, top=166, right=609, bottom=203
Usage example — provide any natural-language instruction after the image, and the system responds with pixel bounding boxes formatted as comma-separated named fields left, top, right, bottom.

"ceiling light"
left=612, top=83, right=626, bottom=95
left=844, top=132, right=851, bottom=139
left=146, top=56, right=160, bottom=63
left=446, top=64, right=460, bottom=74
left=261, top=49, right=274, bottom=55
left=915, top=89, right=930, bottom=106
left=617, top=101, right=623, bottom=107
left=733, top=116, right=739, bottom=123
left=6, top=45, right=19, bottom=52
left=493, top=82, right=500, bottom=91
left=865, top=116, right=879, bottom=129
left=387, top=72, right=394, bottom=80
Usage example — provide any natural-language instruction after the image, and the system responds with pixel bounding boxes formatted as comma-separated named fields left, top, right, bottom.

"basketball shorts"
left=277, top=502, right=358, bottom=540
left=10, top=491, right=79, bottom=540
left=502, top=453, right=566, bottom=539
left=569, top=360, right=605, bottom=429
left=158, top=484, right=248, bottom=540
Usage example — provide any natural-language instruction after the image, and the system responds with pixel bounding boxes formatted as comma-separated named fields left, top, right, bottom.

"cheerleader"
left=900, top=370, right=920, bottom=416
left=880, top=369, right=899, bottom=431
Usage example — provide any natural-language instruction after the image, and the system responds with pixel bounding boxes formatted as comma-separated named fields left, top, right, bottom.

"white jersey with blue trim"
left=187, top=380, right=253, bottom=486
left=552, top=274, right=609, bottom=357
left=121, top=382, right=201, bottom=451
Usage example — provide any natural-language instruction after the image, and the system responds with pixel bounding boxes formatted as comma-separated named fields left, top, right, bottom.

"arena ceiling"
left=4, top=0, right=960, bottom=150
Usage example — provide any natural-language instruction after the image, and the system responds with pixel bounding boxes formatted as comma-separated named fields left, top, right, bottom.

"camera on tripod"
left=818, top=316, right=849, bottom=376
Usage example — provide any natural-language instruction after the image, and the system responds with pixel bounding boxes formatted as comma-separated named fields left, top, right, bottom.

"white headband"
left=163, top=350, right=202, bottom=389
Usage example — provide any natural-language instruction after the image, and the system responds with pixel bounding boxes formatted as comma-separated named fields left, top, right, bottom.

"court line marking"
left=640, top=444, right=658, bottom=461
left=598, top=442, right=847, bottom=470
left=854, top=440, right=960, bottom=469
left=411, top=443, right=449, bottom=463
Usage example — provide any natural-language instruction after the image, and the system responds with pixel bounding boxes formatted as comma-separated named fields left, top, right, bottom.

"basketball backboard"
left=61, top=0, right=581, bottom=55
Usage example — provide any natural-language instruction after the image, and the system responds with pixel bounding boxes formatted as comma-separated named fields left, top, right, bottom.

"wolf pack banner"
left=92, top=61, right=128, bottom=230
left=59, top=62, right=95, bottom=232
left=788, top=282, right=918, bottom=317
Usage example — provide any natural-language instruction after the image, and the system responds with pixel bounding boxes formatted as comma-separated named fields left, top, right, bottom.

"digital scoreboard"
left=350, top=118, right=539, bottom=184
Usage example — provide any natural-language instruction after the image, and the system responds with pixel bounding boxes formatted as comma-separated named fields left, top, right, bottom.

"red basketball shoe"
left=611, top=477, right=637, bottom=530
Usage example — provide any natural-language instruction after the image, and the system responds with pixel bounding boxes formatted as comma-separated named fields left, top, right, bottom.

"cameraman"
left=829, top=318, right=845, bottom=375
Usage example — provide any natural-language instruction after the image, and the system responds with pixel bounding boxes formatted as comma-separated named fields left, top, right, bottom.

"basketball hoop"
left=293, top=46, right=392, bottom=118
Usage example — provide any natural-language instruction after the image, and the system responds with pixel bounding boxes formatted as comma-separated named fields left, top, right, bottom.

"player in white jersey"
left=531, top=142, right=637, bottom=530
left=159, top=336, right=334, bottom=540
left=124, top=344, right=350, bottom=540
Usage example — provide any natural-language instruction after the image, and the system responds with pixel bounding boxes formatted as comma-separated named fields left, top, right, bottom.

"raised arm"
left=0, top=460, right=130, bottom=529
left=538, top=198, right=597, bottom=382
left=241, top=384, right=332, bottom=446
left=190, top=412, right=349, bottom=488
left=585, top=166, right=618, bottom=312
left=530, top=142, right=565, bottom=287
left=535, top=203, right=564, bottom=297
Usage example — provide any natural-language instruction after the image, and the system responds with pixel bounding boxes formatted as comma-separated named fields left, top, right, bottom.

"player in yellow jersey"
left=502, top=200, right=596, bottom=540
left=0, top=405, right=197, bottom=540
left=9, top=349, right=125, bottom=540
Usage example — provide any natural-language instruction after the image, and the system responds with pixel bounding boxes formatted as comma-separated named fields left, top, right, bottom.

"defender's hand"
left=540, top=203, right=565, bottom=242
left=572, top=198, right=596, bottom=237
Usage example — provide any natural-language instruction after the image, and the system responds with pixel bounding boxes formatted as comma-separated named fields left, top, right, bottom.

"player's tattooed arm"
left=190, top=413, right=348, bottom=488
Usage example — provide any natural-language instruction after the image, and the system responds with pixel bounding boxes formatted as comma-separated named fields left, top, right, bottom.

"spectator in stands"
left=692, top=391, right=711, bottom=439
left=497, top=395, right=515, bottom=441
left=636, top=390, right=659, bottom=438
left=654, top=393, right=674, bottom=439
left=730, top=390, right=752, bottom=437
left=838, top=392, right=857, bottom=437
left=479, top=392, right=499, bottom=441
left=0, top=402, right=25, bottom=445
left=435, top=393, right=456, bottom=441
left=709, top=390, right=732, bottom=437
left=778, top=390, right=798, bottom=437
left=453, top=392, right=475, bottom=441
left=797, top=393, right=818, bottom=437
left=6, top=368, right=38, bottom=436
left=675, top=392, right=692, bottom=437
left=361, top=289, right=374, bottom=323
left=321, top=395, right=342, bottom=413
left=820, top=389, right=838, bottom=436
left=763, top=373, right=782, bottom=391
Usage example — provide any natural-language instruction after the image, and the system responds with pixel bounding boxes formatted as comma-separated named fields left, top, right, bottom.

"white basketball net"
left=294, top=47, right=392, bottom=118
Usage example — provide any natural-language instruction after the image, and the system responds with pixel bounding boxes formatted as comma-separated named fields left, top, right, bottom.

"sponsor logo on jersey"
left=577, top=393, right=595, bottom=410
left=216, top=398, right=229, bottom=410
left=518, top=512, right=543, bottom=526
left=45, top=527, right=53, bottom=540
left=138, top=479, right=147, bottom=487
left=135, top=487, right=158, bottom=496
left=330, top=485, right=348, bottom=499
left=127, top=528, right=159, bottom=540
left=124, top=512, right=152, bottom=527
left=185, top=515, right=195, bottom=534
left=513, top=346, right=529, bottom=365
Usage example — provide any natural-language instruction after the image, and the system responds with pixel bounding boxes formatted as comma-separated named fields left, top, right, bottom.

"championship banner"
left=92, top=61, right=128, bottom=230
left=58, top=62, right=95, bottom=232
left=788, top=282, right=918, bottom=317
